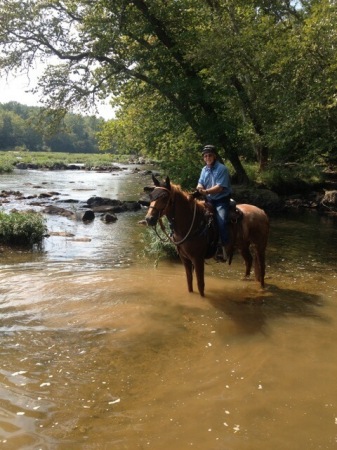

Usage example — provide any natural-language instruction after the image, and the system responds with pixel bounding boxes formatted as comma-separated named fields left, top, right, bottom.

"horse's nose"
left=145, top=214, right=157, bottom=226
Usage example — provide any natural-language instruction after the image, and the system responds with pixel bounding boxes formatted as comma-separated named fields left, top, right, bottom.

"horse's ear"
left=152, top=174, right=160, bottom=186
left=165, top=177, right=171, bottom=190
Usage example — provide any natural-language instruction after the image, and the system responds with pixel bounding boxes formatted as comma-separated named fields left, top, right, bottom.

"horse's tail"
left=227, top=206, right=243, bottom=264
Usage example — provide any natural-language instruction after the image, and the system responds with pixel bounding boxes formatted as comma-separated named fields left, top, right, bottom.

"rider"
left=197, top=144, right=232, bottom=262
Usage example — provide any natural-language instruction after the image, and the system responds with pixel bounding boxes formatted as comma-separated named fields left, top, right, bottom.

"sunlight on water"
left=0, top=169, right=337, bottom=449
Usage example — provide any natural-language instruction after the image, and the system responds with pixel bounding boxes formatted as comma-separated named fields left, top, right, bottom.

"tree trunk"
left=230, top=76, right=269, bottom=171
left=256, top=143, right=269, bottom=171
left=223, top=146, right=250, bottom=184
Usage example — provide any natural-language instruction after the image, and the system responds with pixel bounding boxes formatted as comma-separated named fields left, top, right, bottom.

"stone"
left=321, top=190, right=337, bottom=207
left=101, top=213, right=118, bottom=223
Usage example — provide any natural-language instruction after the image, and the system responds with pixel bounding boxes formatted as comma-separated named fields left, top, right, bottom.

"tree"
left=0, top=0, right=251, bottom=182
left=1, top=0, right=337, bottom=184
left=0, top=109, right=27, bottom=149
left=0, top=102, right=103, bottom=152
left=0, top=113, right=15, bottom=149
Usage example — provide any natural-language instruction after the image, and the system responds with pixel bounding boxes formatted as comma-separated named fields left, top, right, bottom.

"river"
left=0, top=168, right=336, bottom=450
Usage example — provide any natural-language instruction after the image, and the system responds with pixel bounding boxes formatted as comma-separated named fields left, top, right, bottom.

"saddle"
left=190, top=191, right=243, bottom=261
left=203, top=198, right=243, bottom=263
left=228, top=198, right=244, bottom=223
left=203, top=198, right=243, bottom=223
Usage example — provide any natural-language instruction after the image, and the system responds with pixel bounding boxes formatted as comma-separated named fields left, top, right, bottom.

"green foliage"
left=0, top=150, right=131, bottom=169
left=0, top=211, right=47, bottom=248
left=1, top=1, right=337, bottom=179
left=0, top=0, right=250, bottom=181
left=95, top=0, right=337, bottom=174
left=0, top=152, right=16, bottom=173
left=251, top=163, right=324, bottom=195
left=0, top=102, right=106, bottom=153
left=141, top=220, right=179, bottom=265
left=159, top=151, right=202, bottom=190
left=98, top=91, right=205, bottom=187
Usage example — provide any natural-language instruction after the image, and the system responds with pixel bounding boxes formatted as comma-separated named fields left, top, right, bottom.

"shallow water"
left=0, top=169, right=337, bottom=449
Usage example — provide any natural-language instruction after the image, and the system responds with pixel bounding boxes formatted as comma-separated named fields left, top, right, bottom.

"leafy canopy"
left=1, top=0, right=337, bottom=186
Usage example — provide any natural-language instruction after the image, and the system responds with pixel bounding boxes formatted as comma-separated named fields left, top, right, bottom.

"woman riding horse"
left=145, top=175, right=269, bottom=297
left=197, top=144, right=232, bottom=262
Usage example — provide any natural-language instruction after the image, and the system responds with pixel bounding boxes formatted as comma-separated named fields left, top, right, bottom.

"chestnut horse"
left=145, top=176, right=269, bottom=297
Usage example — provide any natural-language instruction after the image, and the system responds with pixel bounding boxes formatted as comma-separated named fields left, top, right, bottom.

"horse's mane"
left=169, top=182, right=205, bottom=213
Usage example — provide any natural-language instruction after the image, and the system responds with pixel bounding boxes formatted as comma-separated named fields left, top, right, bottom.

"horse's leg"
left=254, top=245, right=266, bottom=288
left=193, top=258, right=205, bottom=297
left=180, top=256, right=194, bottom=293
left=240, top=244, right=253, bottom=279
left=225, top=242, right=235, bottom=265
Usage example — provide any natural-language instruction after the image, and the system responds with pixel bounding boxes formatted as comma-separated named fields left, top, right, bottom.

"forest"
left=1, top=1, right=337, bottom=186
left=0, top=102, right=105, bottom=153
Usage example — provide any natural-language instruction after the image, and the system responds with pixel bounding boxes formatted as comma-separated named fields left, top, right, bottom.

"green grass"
left=0, top=211, right=47, bottom=248
left=0, top=150, right=133, bottom=172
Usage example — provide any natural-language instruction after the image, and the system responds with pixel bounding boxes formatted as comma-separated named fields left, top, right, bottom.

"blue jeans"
left=210, top=198, right=230, bottom=245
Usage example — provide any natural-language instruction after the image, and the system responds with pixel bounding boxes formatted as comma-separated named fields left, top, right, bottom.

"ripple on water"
left=1, top=171, right=337, bottom=448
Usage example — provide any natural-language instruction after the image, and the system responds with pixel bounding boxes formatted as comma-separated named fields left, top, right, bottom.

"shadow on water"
left=207, top=282, right=327, bottom=336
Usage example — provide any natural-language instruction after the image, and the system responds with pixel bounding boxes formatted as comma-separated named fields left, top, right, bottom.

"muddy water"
left=0, top=169, right=337, bottom=449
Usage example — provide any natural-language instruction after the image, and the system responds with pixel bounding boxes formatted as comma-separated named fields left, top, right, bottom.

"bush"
left=0, top=211, right=47, bottom=248
left=0, top=153, right=16, bottom=173
left=245, top=162, right=324, bottom=195
left=141, top=219, right=179, bottom=265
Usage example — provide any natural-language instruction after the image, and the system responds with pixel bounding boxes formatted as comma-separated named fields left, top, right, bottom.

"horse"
left=145, top=175, right=269, bottom=297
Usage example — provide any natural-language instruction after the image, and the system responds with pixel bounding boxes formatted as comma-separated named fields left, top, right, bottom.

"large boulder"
left=43, top=205, right=95, bottom=222
left=86, top=196, right=141, bottom=213
left=232, top=186, right=283, bottom=212
left=87, top=196, right=121, bottom=208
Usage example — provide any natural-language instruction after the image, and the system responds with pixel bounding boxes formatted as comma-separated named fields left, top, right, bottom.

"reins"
left=150, top=186, right=198, bottom=246
left=158, top=200, right=197, bottom=246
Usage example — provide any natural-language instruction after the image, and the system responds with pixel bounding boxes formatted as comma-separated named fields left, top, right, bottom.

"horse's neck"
left=167, top=190, right=196, bottom=232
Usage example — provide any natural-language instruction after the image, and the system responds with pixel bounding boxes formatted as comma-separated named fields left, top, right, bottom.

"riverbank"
left=0, top=148, right=336, bottom=219
left=1, top=164, right=337, bottom=218
left=233, top=184, right=337, bottom=216
left=0, top=150, right=154, bottom=173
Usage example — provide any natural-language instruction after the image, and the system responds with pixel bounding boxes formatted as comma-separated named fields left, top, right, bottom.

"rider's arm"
left=197, top=184, right=224, bottom=196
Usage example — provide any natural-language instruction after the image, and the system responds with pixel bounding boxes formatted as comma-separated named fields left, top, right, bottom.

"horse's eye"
left=149, top=188, right=169, bottom=203
left=149, top=190, right=161, bottom=201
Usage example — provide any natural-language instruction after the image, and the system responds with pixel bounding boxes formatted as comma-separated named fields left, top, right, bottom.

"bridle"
left=148, top=186, right=197, bottom=246
left=148, top=186, right=172, bottom=218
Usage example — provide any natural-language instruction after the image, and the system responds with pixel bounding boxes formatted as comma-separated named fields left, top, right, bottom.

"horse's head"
left=145, top=175, right=172, bottom=226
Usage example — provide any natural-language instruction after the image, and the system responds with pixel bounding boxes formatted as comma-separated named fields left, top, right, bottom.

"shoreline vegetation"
left=0, top=150, right=133, bottom=172
left=0, top=151, right=336, bottom=249
left=0, top=211, right=46, bottom=249
left=0, top=151, right=141, bottom=250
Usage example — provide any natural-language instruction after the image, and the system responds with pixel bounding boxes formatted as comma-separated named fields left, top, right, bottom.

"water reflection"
left=0, top=169, right=337, bottom=449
